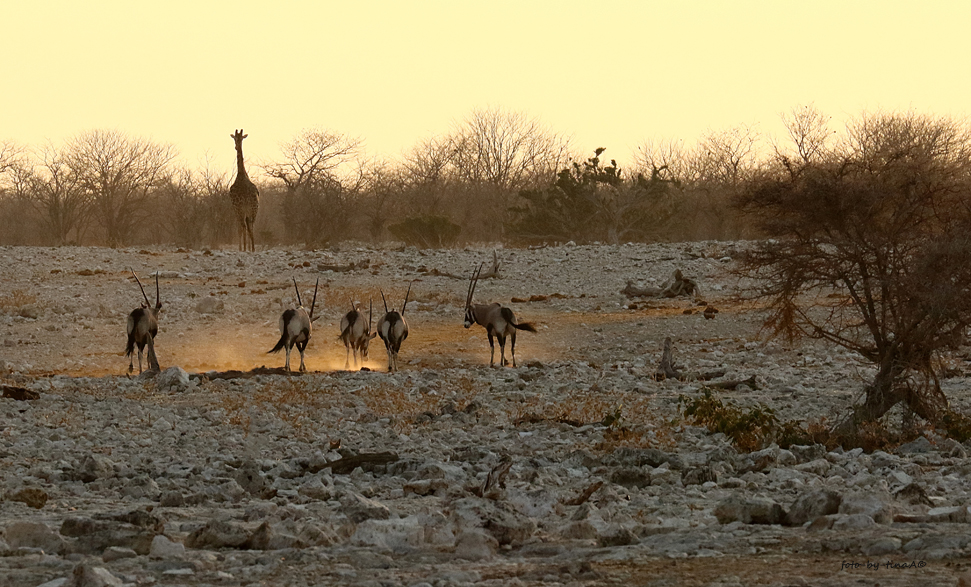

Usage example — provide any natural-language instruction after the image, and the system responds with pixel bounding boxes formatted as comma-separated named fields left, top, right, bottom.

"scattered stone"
left=351, top=516, right=424, bottom=553
left=832, top=513, right=876, bottom=530
left=864, top=537, right=902, bottom=556
left=76, top=453, right=116, bottom=483
left=101, top=546, right=137, bottom=562
left=149, top=534, right=185, bottom=559
left=194, top=297, right=224, bottom=314
left=156, top=366, right=190, bottom=392
left=896, top=436, right=935, bottom=454
left=839, top=492, right=893, bottom=525
left=234, top=459, right=266, bottom=496
left=4, top=520, right=65, bottom=554
left=159, top=490, right=185, bottom=507
left=69, top=564, right=124, bottom=587
left=682, top=465, right=717, bottom=486
left=714, top=495, right=786, bottom=525
left=341, top=492, right=391, bottom=523
left=184, top=519, right=252, bottom=549
left=59, top=515, right=156, bottom=555
left=454, top=530, right=498, bottom=561
left=786, top=488, right=841, bottom=526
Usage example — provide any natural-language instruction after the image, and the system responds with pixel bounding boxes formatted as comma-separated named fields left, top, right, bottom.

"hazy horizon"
left=3, top=1, right=969, bottom=174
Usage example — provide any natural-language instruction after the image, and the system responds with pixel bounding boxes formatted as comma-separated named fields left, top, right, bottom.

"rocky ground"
left=2, top=242, right=971, bottom=587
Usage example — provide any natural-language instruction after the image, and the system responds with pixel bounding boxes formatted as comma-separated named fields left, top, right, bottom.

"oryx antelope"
left=339, top=299, right=376, bottom=370
left=463, top=263, right=537, bottom=367
left=376, top=284, right=411, bottom=373
left=268, top=278, right=318, bottom=372
left=125, top=269, right=162, bottom=374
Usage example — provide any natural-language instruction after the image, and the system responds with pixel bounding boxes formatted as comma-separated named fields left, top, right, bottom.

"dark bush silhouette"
left=387, top=215, right=461, bottom=248
left=736, top=112, right=971, bottom=434
left=508, top=148, right=679, bottom=244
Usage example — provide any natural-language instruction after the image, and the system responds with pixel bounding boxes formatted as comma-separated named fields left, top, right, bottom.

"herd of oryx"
left=124, top=262, right=537, bottom=376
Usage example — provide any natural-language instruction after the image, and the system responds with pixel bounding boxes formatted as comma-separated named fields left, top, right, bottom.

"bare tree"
left=155, top=166, right=208, bottom=247
left=198, top=162, right=233, bottom=247
left=634, top=138, right=693, bottom=186
left=449, top=107, right=571, bottom=191
left=64, top=130, right=176, bottom=247
left=0, top=144, right=35, bottom=244
left=0, top=140, right=25, bottom=176
left=737, top=111, right=971, bottom=434
left=21, top=144, right=92, bottom=245
left=774, top=104, right=833, bottom=167
left=360, top=161, right=407, bottom=240
left=694, top=124, right=762, bottom=189
left=263, top=128, right=363, bottom=246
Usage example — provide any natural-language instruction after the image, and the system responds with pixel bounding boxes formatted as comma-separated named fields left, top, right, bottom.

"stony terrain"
left=2, top=242, right=971, bottom=587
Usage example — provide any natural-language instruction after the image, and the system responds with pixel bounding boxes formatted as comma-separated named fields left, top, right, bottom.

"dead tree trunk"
left=832, top=355, right=948, bottom=436
left=623, top=269, right=700, bottom=299
left=430, top=250, right=501, bottom=279
left=655, top=337, right=682, bottom=380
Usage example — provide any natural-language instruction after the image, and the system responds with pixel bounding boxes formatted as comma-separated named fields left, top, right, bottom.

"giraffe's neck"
left=236, top=148, right=249, bottom=180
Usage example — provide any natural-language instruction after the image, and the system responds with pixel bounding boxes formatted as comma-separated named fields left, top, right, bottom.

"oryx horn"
left=131, top=268, right=151, bottom=308
left=309, top=277, right=319, bottom=319
left=402, top=282, right=413, bottom=315
left=292, top=277, right=303, bottom=308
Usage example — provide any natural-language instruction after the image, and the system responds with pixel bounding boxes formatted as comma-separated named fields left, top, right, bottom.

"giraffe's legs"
left=246, top=217, right=256, bottom=252
left=238, top=219, right=246, bottom=252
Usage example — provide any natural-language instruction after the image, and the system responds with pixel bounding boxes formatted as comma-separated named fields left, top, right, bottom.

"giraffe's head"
left=231, top=129, right=248, bottom=151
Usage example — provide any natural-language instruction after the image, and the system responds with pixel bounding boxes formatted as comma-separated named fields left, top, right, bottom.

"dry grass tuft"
left=511, top=386, right=678, bottom=452
left=0, top=290, right=38, bottom=316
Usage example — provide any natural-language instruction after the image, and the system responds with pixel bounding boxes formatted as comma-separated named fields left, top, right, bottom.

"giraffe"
left=229, top=129, right=259, bottom=252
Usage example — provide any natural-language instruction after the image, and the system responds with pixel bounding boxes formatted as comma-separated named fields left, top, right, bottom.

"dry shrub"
left=512, top=387, right=677, bottom=452
left=210, top=378, right=346, bottom=440
left=319, top=286, right=392, bottom=314
left=936, top=410, right=971, bottom=443
left=358, top=376, right=480, bottom=430
left=0, top=290, right=38, bottom=316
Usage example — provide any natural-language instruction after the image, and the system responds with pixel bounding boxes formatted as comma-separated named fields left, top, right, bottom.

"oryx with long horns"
left=268, top=277, right=319, bottom=372
left=339, top=298, right=376, bottom=370
left=376, top=284, right=411, bottom=373
left=463, top=263, right=536, bottom=367
left=126, top=269, right=162, bottom=374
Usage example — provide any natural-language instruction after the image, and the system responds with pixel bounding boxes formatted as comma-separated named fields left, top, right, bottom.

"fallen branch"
left=561, top=481, right=604, bottom=506
left=429, top=250, right=501, bottom=280
left=190, top=366, right=305, bottom=381
left=623, top=269, right=700, bottom=299
left=685, top=369, right=729, bottom=381
left=515, top=413, right=585, bottom=427
left=706, top=375, right=758, bottom=391
left=308, top=452, right=399, bottom=474
left=317, top=259, right=369, bottom=273
left=2, top=385, right=39, bottom=401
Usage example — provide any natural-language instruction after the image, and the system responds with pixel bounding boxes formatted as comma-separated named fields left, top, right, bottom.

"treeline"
left=0, top=105, right=948, bottom=248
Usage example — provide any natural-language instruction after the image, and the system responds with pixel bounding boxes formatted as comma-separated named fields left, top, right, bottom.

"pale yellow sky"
left=2, top=1, right=969, bottom=175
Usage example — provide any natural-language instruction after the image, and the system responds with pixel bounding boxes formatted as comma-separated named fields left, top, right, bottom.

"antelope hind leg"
left=487, top=331, right=496, bottom=367
left=147, top=339, right=160, bottom=371
left=510, top=330, right=517, bottom=368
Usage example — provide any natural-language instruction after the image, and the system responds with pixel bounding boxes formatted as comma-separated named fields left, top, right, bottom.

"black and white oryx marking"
left=268, top=277, right=319, bottom=372
left=377, top=284, right=411, bottom=373
left=339, top=298, right=376, bottom=370
left=463, top=263, right=536, bottom=367
left=126, top=269, right=162, bottom=374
